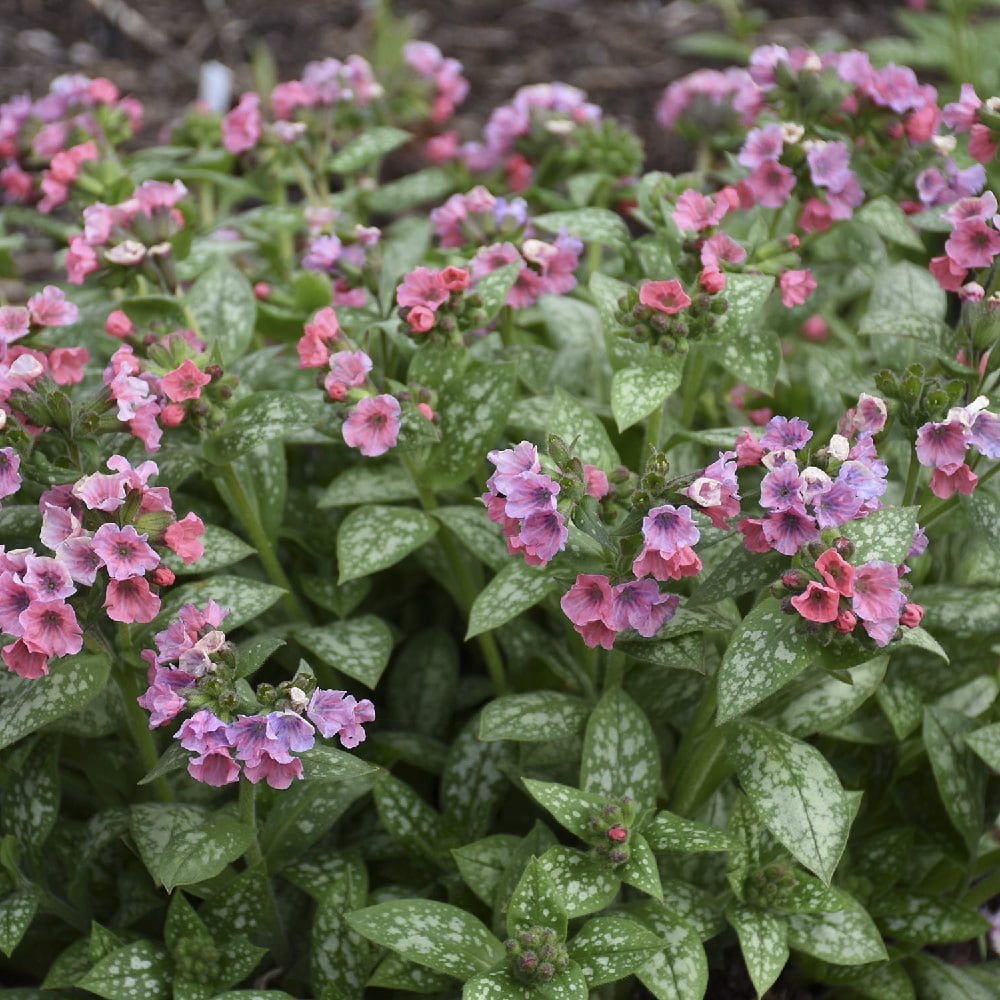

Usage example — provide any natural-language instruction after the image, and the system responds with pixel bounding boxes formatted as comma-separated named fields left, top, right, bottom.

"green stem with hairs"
left=218, top=462, right=309, bottom=623
left=902, top=448, right=921, bottom=507
left=402, top=455, right=509, bottom=695
left=679, top=348, right=706, bottom=430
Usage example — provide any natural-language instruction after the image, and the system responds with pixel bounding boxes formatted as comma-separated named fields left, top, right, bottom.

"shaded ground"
left=3, top=0, right=902, bottom=172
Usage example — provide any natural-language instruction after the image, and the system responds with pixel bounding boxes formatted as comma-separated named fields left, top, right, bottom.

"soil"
left=0, top=2, right=910, bottom=997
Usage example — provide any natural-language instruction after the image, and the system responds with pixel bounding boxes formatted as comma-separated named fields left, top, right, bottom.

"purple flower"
left=641, top=504, right=699, bottom=554
left=760, top=463, right=804, bottom=511
left=502, top=472, right=559, bottom=519
left=761, top=505, right=819, bottom=556
left=760, top=415, right=813, bottom=451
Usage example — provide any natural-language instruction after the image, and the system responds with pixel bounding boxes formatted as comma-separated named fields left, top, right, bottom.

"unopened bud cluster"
left=742, top=863, right=798, bottom=908
left=504, top=926, right=569, bottom=984
left=588, top=796, right=635, bottom=868
left=172, top=935, right=220, bottom=985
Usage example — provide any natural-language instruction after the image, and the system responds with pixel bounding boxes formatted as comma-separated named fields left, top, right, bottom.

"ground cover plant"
left=1, top=1, right=1000, bottom=997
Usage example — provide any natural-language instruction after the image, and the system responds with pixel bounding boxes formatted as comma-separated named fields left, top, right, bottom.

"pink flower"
left=744, top=160, right=796, bottom=208
left=900, top=603, right=923, bottom=628
left=222, top=92, right=261, bottom=155
left=790, top=581, right=841, bottom=623
left=104, top=576, right=161, bottom=623
left=639, top=280, right=691, bottom=315
left=396, top=267, right=449, bottom=311
left=761, top=505, right=819, bottom=556
left=760, top=416, right=812, bottom=451
left=92, top=523, right=160, bottom=582
left=512, top=509, right=567, bottom=565
left=815, top=549, right=855, bottom=597
left=852, top=561, right=904, bottom=622
left=307, top=689, right=375, bottom=747
left=406, top=304, right=436, bottom=333
left=671, top=189, right=731, bottom=231
left=560, top=574, right=613, bottom=627
left=19, top=601, right=83, bottom=658
left=631, top=544, right=701, bottom=581
left=582, top=465, right=609, bottom=499
left=164, top=513, right=205, bottom=564
left=915, top=419, right=969, bottom=467
left=929, top=462, right=977, bottom=498
left=28, top=286, right=78, bottom=327
left=945, top=219, right=1000, bottom=269
left=2, top=639, right=49, bottom=678
left=779, top=269, right=817, bottom=308
left=0, top=448, right=20, bottom=500
left=342, top=394, right=401, bottom=457
left=929, top=255, right=968, bottom=292
left=607, top=580, right=678, bottom=637
left=161, top=359, right=211, bottom=402
left=21, top=554, right=75, bottom=602
left=48, top=347, right=88, bottom=385
left=641, top=503, right=699, bottom=554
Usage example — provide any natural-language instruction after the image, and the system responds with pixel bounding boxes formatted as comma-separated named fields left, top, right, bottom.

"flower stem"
left=902, top=448, right=921, bottom=507
left=217, top=462, right=309, bottom=623
left=679, top=348, right=706, bottom=430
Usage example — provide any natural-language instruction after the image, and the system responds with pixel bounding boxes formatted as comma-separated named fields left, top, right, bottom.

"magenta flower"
left=342, top=394, right=401, bottom=457
left=915, top=419, right=969, bottom=468
left=92, top=523, right=160, bottom=580
left=761, top=505, right=819, bottom=556
left=779, top=269, right=817, bottom=308
left=639, top=279, right=691, bottom=315
left=221, top=92, right=261, bottom=155
left=760, top=416, right=812, bottom=451
left=815, top=549, right=855, bottom=597
left=945, top=219, right=1000, bottom=269
left=161, top=359, right=211, bottom=403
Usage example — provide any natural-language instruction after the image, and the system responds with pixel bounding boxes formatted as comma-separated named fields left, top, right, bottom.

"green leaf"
left=728, top=720, right=851, bottom=884
left=784, top=886, right=887, bottom=964
left=570, top=914, right=663, bottom=987
left=727, top=904, right=788, bottom=998
left=432, top=505, right=510, bottom=571
left=872, top=891, right=988, bottom=944
left=296, top=615, right=393, bottom=688
left=329, top=126, right=410, bottom=173
left=915, top=585, right=1000, bottom=636
left=479, top=692, right=589, bottom=742
left=319, top=464, right=419, bottom=507
left=643, top=810, right=735, bottom=853
left=336, top=505, right=438, bottom=583
left=908, top=952, right=997, bottom=1000
left=206, top=390, right=325, bottom=462
left=966, top=721, right=1000, bottom=770
left=466, top=560, right=559, bottom=639
left=2, top=737, right=60, bottom=850
left=346, top=899, right=504, bottom=979
left=968, top=489, right=1000, bottom=552
left=130, top=804, right=253, bottom=891
left=506, top=857, right=568, bottom=939
left=717, top=274, right=774, bottom=338
left=589, top=271, right=630, bottom=335
left=867, top=261, right=946, bottom=320
left=0, top=653, right=110, bottom=751
left=923, top=707, right=985, bottom=852
left=0, top=889, right=39, bottom=957
left=548, top=387, right=619, bottom=469
left=660, top=879, right=725, bottom=940
left=628, top=901, right=708, bottom=1000
left=541, top=963, right=589, bottom=1000
left=717, top=598, right=813, bottom=724
left=580, top=688, right=660, bottom=813
left=855, top=196, right=924, bottom=251
left=369, top=951, right=454, bottom=992
left=151, top=576, right=285, bottom=633
left=283, top=848, right=367, bottom=902
left=77, top=940, right=171, bottom=1000
left=453, top=835, right=520, bottom=906
left=534, top=208, right=631, bottom=251
left=840, top=507, right=919, bottom=565
left=522, top=778, right=607, bottom=841
left=619, top=834, right=662, bottom=900
left=716, top=324, right=781, bottom=394
left=463, top=970, right=535, bottom=1000
left=365, top=167, right=455, bottom=214
left=689, top=538, right=784, bottom=606
left=425, top=363, right=517, bottom=487
left=312, top=888, right=374, bottom=1000
left=386, top=627, right=459, bottom=737
left=610, top=358, right=684, bottom=432
left=374, top=772, right=450, bottom=870
left=537, top=846, right=620, bottom=919
left=186, top=259, right=256, bottom=365
left=442, top=717, right=512, bottom=840
left=474, top=263, right=521, bottom=322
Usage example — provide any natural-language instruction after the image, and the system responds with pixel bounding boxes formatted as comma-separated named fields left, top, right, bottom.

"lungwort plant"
left=0, top=11, right=999, bottom=1000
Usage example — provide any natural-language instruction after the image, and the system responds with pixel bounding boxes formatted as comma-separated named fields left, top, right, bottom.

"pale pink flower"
left=560, top=574, right=613, bottom=626
left=104, top=576, right=161, bottom=623
left=221, top=92, right=261, bottom=155
left=163, top=513, right=205, bottom=564
left=945, top=219, right=1000, bottom=269
left=19, top=601, right=82, bottom=658
left=779, top=269, right=817, bottom=308
left=161, top=359, right=211, bottom=403
left=639, top=280, right=691, bottom=315
left=92, top=523, right=159, bottom=580
left=27, top=286, right=78, bottom=327
left=342, top=394, right=401, bottom=457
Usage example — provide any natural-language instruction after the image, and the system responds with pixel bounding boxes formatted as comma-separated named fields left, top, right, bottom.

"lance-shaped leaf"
left=908, top=951, right=996, bottom=1000
left=433, top=505, right=510, bottom=571
left=506, top=857, right=568, bottom=939
left=619, top=834, right=662, bottom=900
left=717, top=324, right=780, bottom=395
left=923, top=707, right=985, bottom=853
left=717, top=598, right=814, bottom=724
left=366, top=166, right=455, bottom=214
left=610, top=358, right=684, bottom=432
left=727, top=904, right=788, bottom=998
left=3, top=737, right=60, bottom=850
left=453, top=835, right=521, bottom=906
left=337, top=505, right=438, bottom=583
left=479, top=692, right=590, bottom=743
left=441, top=716, right=513, bottom=841
left=463, top=969, right=535, bottom=1000
left=728, top=720, right=851, bottom=884
left=347, top=899, right=504, bottom=980
left=162, top=523, right=254, bottom=575
left=425, top=362, right=517, bottom=487
left=206, top=390, right=325, bottom=462
left=77, top=940, right=171, bottom=1000
left=548, top=387, right=619, bottom=469
left=185, top=258, right=256, bottom=364
left=374, top=772, right=452, bottom=870
left=329, top=126, right=409, bottom=173
left=628, top=900, right=708, bottom=1000
left=535, top=208, right=631, bottom=251
left=522, top=778, right=607, bottom=841
left=387, top=627, right=459, bottom=737
left=871, top=891, right=988, bottom=945
left=296, top=614, right=393, bottom=688
left=369, top=951, right=454, bottom=993
left=0, top=888, right=40, bottom=957
left=966, top=721, right=1000, bottom=771
left=466, top=561, right=559, bottom=639
left=785, top=889, right=888, bottom=965
left=0, top=653, right=110, bottom=752
left=569, top=914, right=664, bottom=987
left=474, top=263, right=521, bottom=323
left=537, top=846, right=620, bottom=919
left=840, top=506, right=920, bottom=565
left=130, top=804, right=255, bottom=892
left=689, top=540, right=784, bottom=607
left=150, top=575, right=284, bottom=633
left=643, top=811, right=735, bottom=853
left=319, top=463, right=420, bottom=508
left=580, top=687, right=660, bottom=813
left=312, top=878, right=374, bottom=1000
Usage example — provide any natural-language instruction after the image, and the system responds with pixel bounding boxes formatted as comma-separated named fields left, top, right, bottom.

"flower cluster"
left=483, top=442, right=568, bottom=567
left=0, top=73, right=142, bottom=210
left=683, top=399, right=890, bottom=557
left=928, top=191, right=1000, bottom=292
left=780, top=539, right=924, bottom=647
left=402, top=41, right=469, bottom=126
left=914, top=394, right=1000, bottom=497
left=139, top=601, right=375, bottom=788
left=0, top=455, right=203, bottom=678
left=301, top=208, right=380, bottom=307
left=64, top=178, right=189, bottom=286
left=395, top=264, right=473, bottom=336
